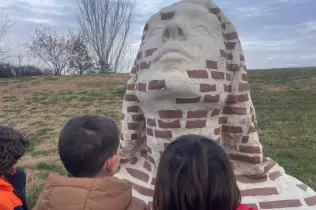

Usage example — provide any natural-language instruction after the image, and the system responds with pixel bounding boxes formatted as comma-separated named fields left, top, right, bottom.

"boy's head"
left=58, top=115, right=120, bottom=178
left=0, top=125, right=29, bottom=176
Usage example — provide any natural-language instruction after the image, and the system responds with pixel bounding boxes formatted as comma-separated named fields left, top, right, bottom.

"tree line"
left=0, top=0, right=134, bottom=78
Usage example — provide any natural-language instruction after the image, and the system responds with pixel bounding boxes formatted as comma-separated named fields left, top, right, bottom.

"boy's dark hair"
left=58, top=115, right=119, bottom=177
left=153, top=134, right=241, bottom=210
left=0, top=125, right=29, bottom=175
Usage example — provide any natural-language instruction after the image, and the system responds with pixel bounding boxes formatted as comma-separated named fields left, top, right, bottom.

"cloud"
left=1, top=0, right=316, bottom=69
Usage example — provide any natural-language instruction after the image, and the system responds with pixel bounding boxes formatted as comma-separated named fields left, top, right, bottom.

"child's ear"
left=106, top=155, right=118, bottom=172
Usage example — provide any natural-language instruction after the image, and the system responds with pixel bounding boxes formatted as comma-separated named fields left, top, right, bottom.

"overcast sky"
left=0, top=0, right=316, bottom=70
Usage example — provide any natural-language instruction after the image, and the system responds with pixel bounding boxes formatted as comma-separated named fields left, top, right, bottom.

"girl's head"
left=153, top=134, right=240, bottom=210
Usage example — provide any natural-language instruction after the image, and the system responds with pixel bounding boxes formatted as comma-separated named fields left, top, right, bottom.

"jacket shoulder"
left=128, top=197, right=150, bottom=210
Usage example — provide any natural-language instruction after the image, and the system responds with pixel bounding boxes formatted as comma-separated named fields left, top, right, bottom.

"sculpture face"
left=146, top=3, right=224, bottom=70
left=135, top=3, right=229, bottom=107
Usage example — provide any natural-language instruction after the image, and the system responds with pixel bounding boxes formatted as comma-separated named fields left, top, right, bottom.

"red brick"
left=187, top=70, right=208, bottom=79
left=214, top=127, right=221, bottom=135
left=155, top=130, right=172, bottom=139
left=127, top=105, right=139, bottom=113
left=147, top=146, right=152, bottom=154
left=143, top=161, right=151, bottom=172
left=259, top=200, right=302, bottom=209
left=131, top=133, right=138, bottom=140
left=121, top=113, right=125, bottom=120
left=297, top=184, right=308, bottom=191
left=209, top=7, right=220, bottom=15
left=127, top=84, right=136, bottom=90
left=132, top=183, right=154, bottom=197
left=264, top=159, right=276, bottom=174
left=224, top=32, right=238, bottom=40
left=187, top=110, right=208, bottom=118
left=126, top=168, right=149, bottom=183
left=239, top=83, right=249, bottom=91
left=130, top=157, right=138, bottom=165
left=218, top=117, right=228, bottom=124
left=151, top=178, right=156, bottom=185
left=124, top=94, right=138, bottom=101
left=245, top=204, right=258, bottom=209
left=241, top=187, right=278, bottom=196
left=131, top=65, right=139, bottom=74
left=200, top=84, right=216, bottom=92
left=161, top=11, right=175, bottom=20
left=235, top=175, right=267, bottom=184
left=305, top=196, right=316, bottom=206
left=158, top=120, right=181, bottom=129
left=158, top=110, right=182, bottom=119
left=239, top=145, right=261, bottom=154
left=225, top=42, right=236, bottom=50
left=176, top=96, right=201, bottom=104
left=137, top=83, right=146, bottom=92
left=143, top=23, right=148, bottom=31
left=186, top=120, right=206, bottom=129
left=206, top=60, right=218, bottom=69
left=148, top=80, right=166, bottom=90
left=242, top=74, right=248, bottom=81
left=269, top=171, right=283, bottom=181
left=227, top=63, right=239, bottom=71
left=132, top=114, right=145, bottom=122
left=222, top=125, right=243, bottom=133
left=137, top=51, right=142, bottom=60
left=242, top=136, right=249, bottom=143
left=140, top=61, right=150, bottom=70
left=230, top=154, right=261, bottom=164
left=147, top=128, right=153, bottom=136
left=220, top=49, right=233, bottom=60
left=204, top=95, right=220, bottom=103
left=224, top=84, right=231, bottom=92
left=226, top=94, right=249, bottom=103
left=146, top=119, right=156, bottom=127
left=240, top=54, right=245, bottom=61
left=223, top=106, right=247, bottom=115
left=210, top=109, right=220, bottom=117
left=145, top=48, right=157, bottom=56
left=211, top=71, right=225, bottom=80
left=128, top=123, right=138, bottom=130
left=248, top=126, right=256, bottom=134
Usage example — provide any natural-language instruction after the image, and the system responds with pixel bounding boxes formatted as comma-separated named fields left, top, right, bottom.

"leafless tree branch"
left=0, top=12, right=14, bottom=62
left=75, top=0, right=135, bottom=73
left=27, top=26, right=76, bottom=75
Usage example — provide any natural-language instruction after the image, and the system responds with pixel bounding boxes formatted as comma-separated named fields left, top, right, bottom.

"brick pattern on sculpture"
left=115, top=0, right=316, bottom=209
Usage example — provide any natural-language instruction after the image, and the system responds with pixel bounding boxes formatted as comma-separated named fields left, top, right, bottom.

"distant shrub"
left=0, top=63, right=15, bottom=78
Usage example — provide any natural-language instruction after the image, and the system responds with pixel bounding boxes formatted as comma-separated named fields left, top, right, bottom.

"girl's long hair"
left=153, top=134, right=241, bottom=210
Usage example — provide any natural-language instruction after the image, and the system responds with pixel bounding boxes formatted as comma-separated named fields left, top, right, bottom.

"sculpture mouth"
left=152, top=45, right=192, bottom=63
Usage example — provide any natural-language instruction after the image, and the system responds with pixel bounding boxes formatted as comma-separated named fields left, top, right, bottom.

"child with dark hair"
left=153, top=134, right=256, bottom=210
left=33, top=115, right=149, bottom=210
left=0, top=125, right=29, bottom=210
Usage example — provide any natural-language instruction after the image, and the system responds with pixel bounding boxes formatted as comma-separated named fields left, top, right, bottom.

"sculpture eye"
left=194, top=25, right=211, bottom=36
left=145, top=27, right=164, bottom=42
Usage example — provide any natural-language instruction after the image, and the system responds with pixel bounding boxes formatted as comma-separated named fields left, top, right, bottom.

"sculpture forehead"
left=146, top=2, right=213, bottom=27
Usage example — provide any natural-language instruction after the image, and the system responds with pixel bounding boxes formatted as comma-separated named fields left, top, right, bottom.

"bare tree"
left=75, top=0, right=134, bottom=73
left=0, top=13, right=13, bottom=62
left=27, top=26, right=75, bottom=76
left=68, top=34, right=93, bottom=75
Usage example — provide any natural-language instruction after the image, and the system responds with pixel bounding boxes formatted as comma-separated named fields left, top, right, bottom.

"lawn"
left=1, top=67, right=316, bottom=208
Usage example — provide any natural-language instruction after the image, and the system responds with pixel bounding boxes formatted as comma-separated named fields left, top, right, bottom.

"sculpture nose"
left=162, top=23, right=186, bottom=42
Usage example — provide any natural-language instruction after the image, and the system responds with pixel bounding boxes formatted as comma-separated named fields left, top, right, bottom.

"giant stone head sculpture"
left=117, top=0, right=277, bottom=205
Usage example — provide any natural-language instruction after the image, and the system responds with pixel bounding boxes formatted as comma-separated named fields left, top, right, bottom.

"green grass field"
left=1, top=67, right=316, bottom=208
